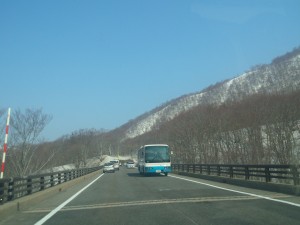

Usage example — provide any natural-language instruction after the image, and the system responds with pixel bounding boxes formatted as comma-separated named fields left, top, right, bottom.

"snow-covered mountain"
left=123, top=49, right=300, bottom=139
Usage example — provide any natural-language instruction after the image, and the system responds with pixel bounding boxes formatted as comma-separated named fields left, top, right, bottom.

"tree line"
left=1, top=90, right=300, bottom=178
left=122, top=90, right=300, bottom=165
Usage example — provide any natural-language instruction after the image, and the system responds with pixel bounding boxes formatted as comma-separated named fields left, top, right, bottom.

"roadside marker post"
left=1, top=108, right=11, bottom=179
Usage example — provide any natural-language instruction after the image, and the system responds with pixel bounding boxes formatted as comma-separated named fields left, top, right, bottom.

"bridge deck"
left=1, top=167, right=300, bottom=225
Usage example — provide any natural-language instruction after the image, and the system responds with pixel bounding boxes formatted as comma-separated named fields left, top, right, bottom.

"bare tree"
left=68, top=129, right=97, bottom=168
left=0, top=108, right=6, bottom=139
left=7, top=108, right=52, bottom=177
left=93, top=132, right=109, bottom=162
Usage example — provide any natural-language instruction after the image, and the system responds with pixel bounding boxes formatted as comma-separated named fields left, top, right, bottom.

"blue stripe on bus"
left=144, top=166, right=172, bottom=173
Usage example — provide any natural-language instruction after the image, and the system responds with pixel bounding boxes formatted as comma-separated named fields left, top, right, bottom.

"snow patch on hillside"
left=124, top=53, right=300, bottom=140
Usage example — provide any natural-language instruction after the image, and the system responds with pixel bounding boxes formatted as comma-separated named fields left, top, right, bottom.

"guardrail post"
left=193, top=164, right=196, bottom=173
left=207, top=165, right=211, bottom=175
left=245, top=166, right=250, bottom=180
left=40, top=176, right=45, bottom=191
left=64, top=172, right=67, bottom=182
left=50, top=174, right=54, bottom=187
left=58, top=173, right=61, bottom=184
left=27, top=177, right=32, bottom=195
left=1, top=179, right=10, bottom=203
left=265, top=167, right=271, bottom=182
left=291, top=166, right=299, bottom=185
left=200, top=165, right=202, bottom=174
left=8, top=178, right=14, bottom=201
left=229, top=166, right=233, bottom=178
left=217, top=165, right=221, bottom=176
left=0, top=181, right=3, bottom=203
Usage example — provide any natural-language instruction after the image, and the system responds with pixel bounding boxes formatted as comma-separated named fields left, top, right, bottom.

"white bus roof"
left=142, top=144, right=168, bottom=147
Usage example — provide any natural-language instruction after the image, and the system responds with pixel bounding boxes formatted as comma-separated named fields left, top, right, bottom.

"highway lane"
left=2, top=167, right=300, bottom=225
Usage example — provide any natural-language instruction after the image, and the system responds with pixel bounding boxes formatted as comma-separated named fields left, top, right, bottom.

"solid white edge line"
left=34, top=173, right=105, bottom=225
left=169, top=174, right=300, bottom=208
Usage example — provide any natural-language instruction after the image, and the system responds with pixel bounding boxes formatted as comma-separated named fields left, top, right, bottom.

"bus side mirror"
left=171, top=151, right=173, bottom=155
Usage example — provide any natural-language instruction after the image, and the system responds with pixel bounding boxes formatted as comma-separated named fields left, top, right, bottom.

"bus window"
left=145, top=146, right=170, bottom=163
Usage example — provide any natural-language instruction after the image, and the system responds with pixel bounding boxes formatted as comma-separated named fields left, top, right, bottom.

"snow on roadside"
left=50, top=155, right=134, bottom=172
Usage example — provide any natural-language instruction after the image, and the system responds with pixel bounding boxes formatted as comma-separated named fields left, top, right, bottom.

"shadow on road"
left=127, top=172, right=141, bottom=177
left=127, top=172, right=167, bottom=178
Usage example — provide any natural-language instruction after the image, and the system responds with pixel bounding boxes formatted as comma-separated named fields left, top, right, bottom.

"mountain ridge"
left=115, top=48, right=300, bottom=140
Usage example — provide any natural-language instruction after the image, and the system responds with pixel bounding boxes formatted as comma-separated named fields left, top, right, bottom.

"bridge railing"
left=172, top=164, right=300, bottom=186
left=0, top=166, right=103, bottom=205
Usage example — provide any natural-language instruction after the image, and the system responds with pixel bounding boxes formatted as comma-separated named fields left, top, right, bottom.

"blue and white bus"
left=138, top=144, right=171, bottom=176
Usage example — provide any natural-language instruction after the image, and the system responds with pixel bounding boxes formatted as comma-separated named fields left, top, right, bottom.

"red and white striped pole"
left=1, top=108, right=11, bottom=179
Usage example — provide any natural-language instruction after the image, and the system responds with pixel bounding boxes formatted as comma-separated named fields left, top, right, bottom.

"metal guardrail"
left=172, top=164, right=300, bottom=186
left=1, top=164, right=298, bottom=205
left=0, top=166, right=103, bottom=205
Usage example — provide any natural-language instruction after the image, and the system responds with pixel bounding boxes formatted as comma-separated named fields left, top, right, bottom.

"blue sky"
left=1, top=0, right=300, bottom=141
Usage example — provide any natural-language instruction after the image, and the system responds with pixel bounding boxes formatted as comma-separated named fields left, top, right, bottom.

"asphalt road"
left=2, top=167, right=300, bottom=225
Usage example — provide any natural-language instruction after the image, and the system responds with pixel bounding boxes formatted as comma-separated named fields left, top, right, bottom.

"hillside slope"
left=122, top=49, right=300, bottom=139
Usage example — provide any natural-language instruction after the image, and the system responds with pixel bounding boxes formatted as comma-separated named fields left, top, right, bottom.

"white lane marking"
left=169, top=175, right=300, bottom=208
left=34, top=173, right=104, bottom=225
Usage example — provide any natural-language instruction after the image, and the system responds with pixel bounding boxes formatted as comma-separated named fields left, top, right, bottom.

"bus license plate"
left=156, top=170, right=161, bottom=173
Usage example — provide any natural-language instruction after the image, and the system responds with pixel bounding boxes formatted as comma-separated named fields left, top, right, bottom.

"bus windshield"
left=145, top=146, right=170, bottom=163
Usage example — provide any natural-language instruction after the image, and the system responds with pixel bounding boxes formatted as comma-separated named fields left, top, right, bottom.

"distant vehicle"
left=110, top=159, right=120, bottom=170
left=138, top=144, right=171, bottom=176
left=126, top=161, right=135, bottom=168
left=103, top=162, right=115, bottom=173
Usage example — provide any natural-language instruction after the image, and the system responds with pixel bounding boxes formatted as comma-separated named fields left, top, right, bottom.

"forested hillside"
left=123, top=90, right=300, bottom=165
left=1, top=47, right=300, bottom=177
left=122, top=47, right=300, bottom=139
